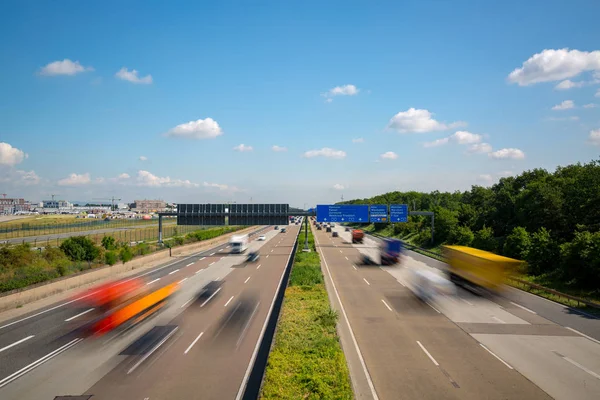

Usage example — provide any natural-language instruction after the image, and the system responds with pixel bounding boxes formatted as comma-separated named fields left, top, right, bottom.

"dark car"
left=274, top=226, right=279, bottom=230
left=281, top=228, right=287, bottom=233
left=317, top=225, right=322, bottom=230
left=246, top=251, right=260, bottom=262
left=326, top=227, right=332, bottom=232
left=345, top=227, right=350, bottom=232
left=332, top=231, right=339, bottom=237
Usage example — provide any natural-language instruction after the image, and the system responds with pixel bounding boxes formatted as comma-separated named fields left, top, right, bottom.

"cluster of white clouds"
left=303, top=147, right=347, bottom=159
left=0, top=142, right=40, bottom=187
left=165, top=118, right=223, bottom=139
left=233, top=144, right=253, bottom=152
left=387, top=108, right=466, bottom=133
left=552, top=100, right=575, bottom=110
left=38, top=59, right=153, bottom=85
left=322, top=84, right=360, bottom=103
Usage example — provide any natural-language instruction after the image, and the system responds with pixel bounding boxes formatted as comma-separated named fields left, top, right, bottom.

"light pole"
left=302, top=203, right=310, bottom=252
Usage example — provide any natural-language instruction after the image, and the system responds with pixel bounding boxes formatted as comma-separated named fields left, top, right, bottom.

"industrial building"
left=133, top=199, right=166, bottom=213
left=0, top=198, right=30, bottom=214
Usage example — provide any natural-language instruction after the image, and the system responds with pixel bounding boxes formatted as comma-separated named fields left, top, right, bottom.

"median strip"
left=260, top=226, right=352, bottom=399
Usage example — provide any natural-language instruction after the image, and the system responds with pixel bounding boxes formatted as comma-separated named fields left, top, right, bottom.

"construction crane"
left=93, top=196, right=122, bottom=211
left=0, top=194, right=7, bottom=199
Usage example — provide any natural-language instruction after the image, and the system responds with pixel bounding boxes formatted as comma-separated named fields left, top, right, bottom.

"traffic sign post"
left=316, top=205, right=369, bottom=223
left=369, top=205, right=388, bottom=223
left=390, top=204, right=409, bottom=223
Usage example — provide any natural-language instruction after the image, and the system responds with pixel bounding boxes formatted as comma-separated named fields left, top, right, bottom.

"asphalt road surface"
left=316, top=223, right=600, bottom=400
left=0, top=224, right=297, bottom=400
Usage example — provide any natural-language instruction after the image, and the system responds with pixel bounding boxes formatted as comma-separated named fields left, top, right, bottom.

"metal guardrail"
left=368, top=232, right=600, bottom=311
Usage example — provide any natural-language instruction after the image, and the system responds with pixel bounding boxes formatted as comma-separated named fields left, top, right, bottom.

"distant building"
left=43, top=200, right=71, bottom=208
left=133, top=199, right=166, bottom=213
left=0, top=198, right=29, bottom=214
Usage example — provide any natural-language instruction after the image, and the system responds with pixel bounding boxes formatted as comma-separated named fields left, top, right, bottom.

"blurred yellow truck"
left=442, top=245, right=523, bottom=293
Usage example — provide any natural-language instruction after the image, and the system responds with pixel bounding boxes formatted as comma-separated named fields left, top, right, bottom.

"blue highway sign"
left=316, top=205, right=369, bottom=223
left=390, top=204, right=409, bottom=223
left=369, top=204, right=388, bottom=223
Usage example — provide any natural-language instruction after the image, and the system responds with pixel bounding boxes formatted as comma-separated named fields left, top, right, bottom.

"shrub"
left=526, top=227, right=558, bottom=276
left=119, top=246, right=134, bottom=264
left=105, top=251, right=118, bottom=266
left=101, top=235, right=117, bottom=250
left=173, top=236, right=185, bottom=246
left=451, top=225, right=474, bottom=246
left=559, top=231, right=600, bottom=288
left=503, top=226, right=531, bottom=260
left=60, top=236, right=100, bottom=262
left=473, top=226, right=497, bottom=252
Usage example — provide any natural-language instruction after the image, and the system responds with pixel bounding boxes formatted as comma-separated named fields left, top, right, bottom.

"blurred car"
left=281, top=228, right=287, bottom=233
left=246, top=251, right=260, bottom=262
left=326, top=227, right=332, bottom=232
left=274, top=226, right=279, bottom=230
left=332, top=231, right=339, bottom=237
left=197, top=280, right=224, bottom=300
left=258, top=235, right=266, bottom=241
left=345, top=227, right=350, bottom=232
left=317, top=225, right=322, bottom=230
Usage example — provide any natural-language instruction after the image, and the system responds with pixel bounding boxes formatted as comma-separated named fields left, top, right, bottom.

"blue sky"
left=1, top=0, right=599, bottom=207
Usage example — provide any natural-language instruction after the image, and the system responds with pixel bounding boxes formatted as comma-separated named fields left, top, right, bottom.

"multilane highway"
left=0, top=224, right=299, bottom=399
left=316, top=223, right=600, bottom=400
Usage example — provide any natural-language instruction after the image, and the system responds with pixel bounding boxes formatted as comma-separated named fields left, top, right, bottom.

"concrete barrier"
left=0, top=226, right=259, bottom=315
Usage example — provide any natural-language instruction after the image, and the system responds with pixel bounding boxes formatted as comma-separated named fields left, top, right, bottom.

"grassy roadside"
left=260, top=227, right=353, bottom=399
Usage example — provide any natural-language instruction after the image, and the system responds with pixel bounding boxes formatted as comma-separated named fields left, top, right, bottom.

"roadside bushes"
left=60, top=236, right=100, bottom=262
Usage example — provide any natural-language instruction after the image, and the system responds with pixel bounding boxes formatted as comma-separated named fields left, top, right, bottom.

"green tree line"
left=343, top=158, right=600, bottom=289
left=0, top=225, right=246, bottom=293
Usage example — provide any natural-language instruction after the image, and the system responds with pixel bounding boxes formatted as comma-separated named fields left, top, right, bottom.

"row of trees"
left=344, top=158, right=600, bottom=289
left=0, top=225, right=247, bottom=293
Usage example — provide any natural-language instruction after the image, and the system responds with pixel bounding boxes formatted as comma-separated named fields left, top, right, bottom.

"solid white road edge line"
left=0, top=335, right=35, bottom=353
left=234, top=226, right=302, bottom=400
left=184, top=332, right=204, bottom=354
left=417, top=341, right=439, bottom=366
left=565, top=327, right=600, bottom=345
left=200, top=288, right=222, bottom=308
left=554, top=352, right=600, bottom=379
left=381, top=299, right=393, bottom=312
left=168, top=269, right=179, bottom=275
left=510, top=301, right=537, bottom=314
left=224, top=296, right=235, bottom=307
left=313, top=232, right=380, bottom=400
left=480, top=343, right=513, bottom=369
left=64, top=308, right=94, bottom=322
left=127, top=327, right=178, bottom=374
left=426, top=301, right=441, bottom=314
left=146, top=278, right=160, bottom=285
left=0, top=337, right=82, bottom=388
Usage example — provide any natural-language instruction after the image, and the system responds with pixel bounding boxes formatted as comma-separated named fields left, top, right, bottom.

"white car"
left=258, top=235, right=266, bottom=241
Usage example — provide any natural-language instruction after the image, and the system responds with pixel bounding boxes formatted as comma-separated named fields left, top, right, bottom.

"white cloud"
left=555, top=79, right=586, bottom=90
left=451, top=131, right=482, bottom=144
left=203, top=181, right=242, bottom=192
left=333, top=184, right=345, bottom=190
left=115, top=67, right=153, bottom=84
left=233, top=144, right=253, bottom=152
left=39, top=59, right=94, bottom=76
left=467, top=143, right=493, bottom=154
left=488, top=148, right=526, bottom=160
left=477, top=174, right=493, bottom=184
left=58, top=173, right=91, bottom=186
left=0, top=169, right=40, bottom=186
left=508, top=48, right=600, bottom=86
left=423, top=131, right=481, bottom=148
left=136, top=170, right=198, bottom=188
left=423, top=138, right=450, bottom=148
left=352, top=138, right=364, bottom=143
left=139, top=156, right=148, bottom=161
left=552, top=100, right=575, bottom=110
left=589, top=129, right=600, bottom=146
left=165, top=118, right=223, bottom=139
left=272, top=145, right=287, bottom=152
left=0, top=143, right=27, bottom=166
left=325, top=84, right=359, bottom=97
left=117, top=173, right=130, bottom=179
left=303, top=148, right=346, bottom=159
left=583, top=103, right=598, bottom=109
left=380, top=151, right=398, bottom=160
left=387, top=108, right=465, bottom=133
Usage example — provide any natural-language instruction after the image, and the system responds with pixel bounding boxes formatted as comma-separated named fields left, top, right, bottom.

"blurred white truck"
left=230, top=234, right=249, bottom=253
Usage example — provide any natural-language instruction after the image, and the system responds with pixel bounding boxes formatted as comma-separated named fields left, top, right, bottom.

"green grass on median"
left=260, top=228, right=353, bottom=400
